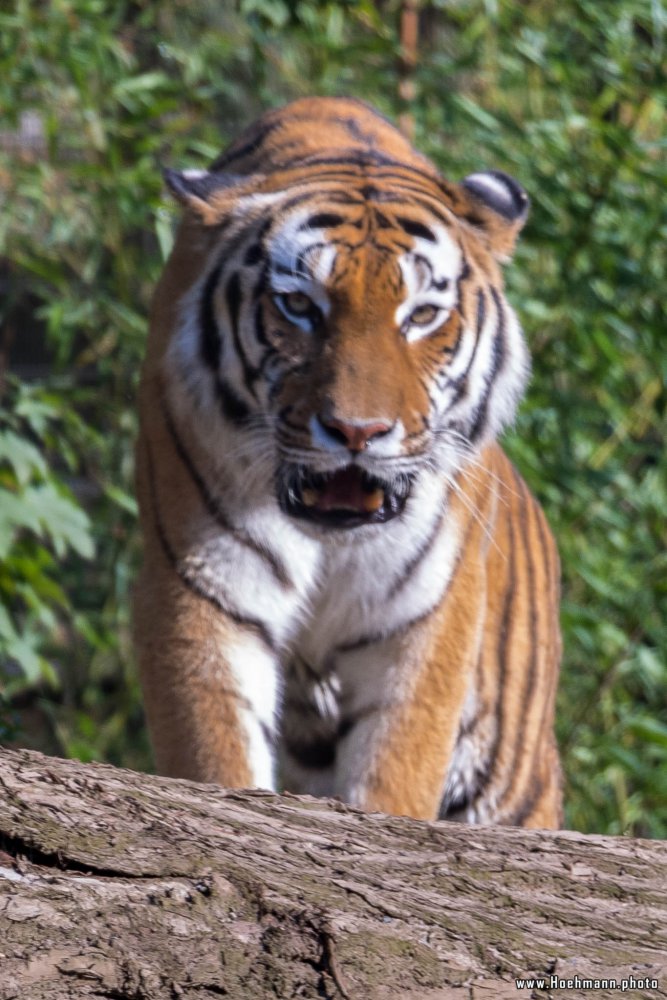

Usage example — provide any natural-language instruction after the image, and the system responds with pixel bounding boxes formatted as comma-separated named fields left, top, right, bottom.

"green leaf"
left=626, top=718, right=667, bottom=750
left=0, top=430, right=48, bottom=485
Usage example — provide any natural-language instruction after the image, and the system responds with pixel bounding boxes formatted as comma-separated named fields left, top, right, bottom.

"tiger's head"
left=159, top=98, right=530, bottom=532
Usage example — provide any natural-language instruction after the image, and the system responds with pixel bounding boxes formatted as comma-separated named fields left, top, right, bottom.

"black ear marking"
left=162, top=167, right=244, bottom=205
left=462, top=170, right=530, bottom=222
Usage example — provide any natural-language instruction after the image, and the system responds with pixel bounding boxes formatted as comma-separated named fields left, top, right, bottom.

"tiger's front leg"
left=334, top=632, right=474, bottom=820
left=281, top=528, right=485, bottom=820
left=282, top=621, right=478, bottom=820
left=333, top=553, right=483, bottom=820
left=135, top=555, right=281, bottom=789
left=133, top=420, right=288, bottom=790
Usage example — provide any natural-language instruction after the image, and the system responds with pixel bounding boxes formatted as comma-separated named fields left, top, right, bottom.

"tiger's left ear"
left=163, top=168, right=268, bottom=225
left=458, top=170, right=530, bottom=262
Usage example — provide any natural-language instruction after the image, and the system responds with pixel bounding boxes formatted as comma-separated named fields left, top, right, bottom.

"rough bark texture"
left=0, top=748, right=665, bottom=1000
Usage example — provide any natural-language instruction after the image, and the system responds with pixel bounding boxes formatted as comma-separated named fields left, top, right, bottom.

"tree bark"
left=0, top=748, right=665, bottom=1000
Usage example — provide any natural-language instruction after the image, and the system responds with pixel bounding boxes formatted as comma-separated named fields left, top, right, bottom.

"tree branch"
left=0, top=748, right=665, bottom=999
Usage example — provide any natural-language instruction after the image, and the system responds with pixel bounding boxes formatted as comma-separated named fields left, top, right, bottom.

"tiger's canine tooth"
left=301, top=487, right=318, bottom=507
left=362, top=488, right=384, bottom=512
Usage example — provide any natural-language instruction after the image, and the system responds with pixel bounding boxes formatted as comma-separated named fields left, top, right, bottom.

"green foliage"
left=0, top=379, right=94, bottom=689
left=1, top=0, right=665, bottom=834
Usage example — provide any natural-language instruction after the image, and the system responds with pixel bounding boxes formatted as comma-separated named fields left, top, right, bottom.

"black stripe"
left=266, top=168, right=366, bottom=190
left=300, top=150, right=399, bottom=171
left=210, top=119, right=281, bottom=171
left=226, top=270, right=242, bottom=333
left=225, top=270, right=260, bottom=399
left=161, top=396, right=293, bottom=589
left=295, top=152, right=455, bottom=201
left=439, top=653, right=497, bottom=820
left=272, top=262, right=308, bottom=278
left=373, top=187, right=455, bottom=228
left=334, top=602, right=436, bottom=655
left=301, top=212, right=345, bottom=230
left=446, top=289, right=486, bottom=403
left=254, top=300, right=269, bottom=348
left=476, top=506, right=515, bottom=797
left=282, top=704, right=382, bottom=771
left=283, top=736, right=336, bottom=770
left=505, top=771, right=545, bottom=827
left=260, top=720, right=276, bottom=748
left=440, top=313, right=464, bottom=366
left=495, top=470, right=539, bottom=813
left=199, top=262, right=254, bottom=423
left=342, top=113, right=376, bottom=143
left=267, top=188, right=328, bottom=220
left=244, top=243, right=264, bottom=266
left=296, top=243, right=327, bottom=274
left=205, top=157, right=457, bottom=226
left=288, top=167, right=452, bottom=219
left=245, top=216, right=274, bottom=267
left=200, top=263, right=223, bottom=371
left=468, top=287, right=506, bottom=442
left=218, top=377, right=252, bottom=423
left=276, top=404, right=313, bottom=435
left=385, top=495, right=448, bottom=601
left=335, top=519, right=471, bottom=655
left=397, top=217, right=436, bottom=242
left=413, top=252, right=433, bottom=280
left=452, top=258, right=471, bottom=305
left=144, top=438, right=277, bottom=651
left=535, top=498, right=558, bottom=611
left=462, top=211, right=486, bottom=228
left=476, top=285, right=486, bottom=336
left=373, top=210, right=393, bottom=229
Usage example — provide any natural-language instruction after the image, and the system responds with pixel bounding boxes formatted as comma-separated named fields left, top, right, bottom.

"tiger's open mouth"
left=278, top=464, right=411, bottom=528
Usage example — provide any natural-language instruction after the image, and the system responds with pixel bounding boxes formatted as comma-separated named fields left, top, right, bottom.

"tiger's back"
left=135, top=97, right=562, bottom=827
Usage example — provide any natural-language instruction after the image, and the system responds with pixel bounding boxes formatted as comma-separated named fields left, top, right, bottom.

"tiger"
left=134, top=96, right=562, bottom=829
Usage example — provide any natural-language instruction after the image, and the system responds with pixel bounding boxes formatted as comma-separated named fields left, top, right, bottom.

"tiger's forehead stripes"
left=259, top=194, right=463, bottom=338
left=262, top=194, right=461, bottom=312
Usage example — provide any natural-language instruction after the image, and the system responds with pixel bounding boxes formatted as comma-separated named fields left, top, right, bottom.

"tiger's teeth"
left=302, top=487, right=319, bottom=507
left=362, top=488, right=385, bottom=512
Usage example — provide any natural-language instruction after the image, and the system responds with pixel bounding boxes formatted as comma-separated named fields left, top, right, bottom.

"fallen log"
left=0, top=747, right=665, bottom=999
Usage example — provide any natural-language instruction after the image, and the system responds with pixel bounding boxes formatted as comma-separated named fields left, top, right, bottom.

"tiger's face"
left=260, top=198, right=476, bottom=529
left=163, top=115, right=530, bottom=533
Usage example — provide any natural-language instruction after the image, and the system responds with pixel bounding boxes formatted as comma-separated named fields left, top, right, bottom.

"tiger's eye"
left=409, top=304, right=440, bottom=327
left=283, top=292, right=313, bottom=316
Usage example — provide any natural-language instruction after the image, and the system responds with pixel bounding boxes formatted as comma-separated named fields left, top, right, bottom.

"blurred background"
left=0, top=0, right=665, bottom=837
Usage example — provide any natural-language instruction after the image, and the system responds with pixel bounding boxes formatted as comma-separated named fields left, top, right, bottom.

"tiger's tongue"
left=308, top=468, right=383, bottom=512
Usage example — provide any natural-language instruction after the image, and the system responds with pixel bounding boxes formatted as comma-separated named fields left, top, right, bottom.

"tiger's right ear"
left=458, top=169, right=530, bottom=262
left=163, top=168, right=267, bottom=225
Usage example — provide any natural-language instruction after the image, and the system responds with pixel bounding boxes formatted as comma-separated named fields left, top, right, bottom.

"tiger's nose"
left=317, top=414, right=394, bottom=453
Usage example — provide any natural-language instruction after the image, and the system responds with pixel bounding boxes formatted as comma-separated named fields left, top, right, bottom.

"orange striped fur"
left=135, top=97, right=562, bottom=828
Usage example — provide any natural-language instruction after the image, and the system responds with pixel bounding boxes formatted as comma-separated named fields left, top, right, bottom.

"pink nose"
left=319, top=415, right=393, bottom=452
